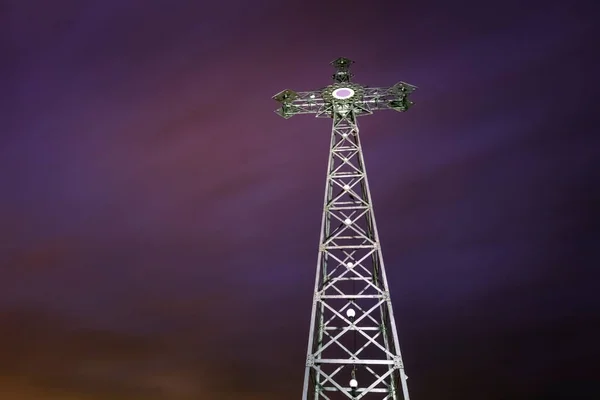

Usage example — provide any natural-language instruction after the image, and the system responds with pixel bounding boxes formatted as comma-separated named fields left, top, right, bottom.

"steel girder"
left=301, top=109, right=409, bottom=400
left=272, top=58, right=416, bottom=400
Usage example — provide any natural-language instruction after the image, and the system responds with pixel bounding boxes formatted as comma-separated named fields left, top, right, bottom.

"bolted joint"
left=306, top=355, right=315, bottom=367
left=313, top=292, right=321, bottom=306
left=393, top=356, right=404, bottom=369
left=382, top=291, right=391, bottom=302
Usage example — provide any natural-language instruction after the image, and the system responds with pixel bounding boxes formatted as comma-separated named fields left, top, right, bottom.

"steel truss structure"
left=273, top=58, right=417, bottom=400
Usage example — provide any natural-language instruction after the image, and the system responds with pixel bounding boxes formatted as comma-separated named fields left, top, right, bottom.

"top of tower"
left=330, top=57, right=354, bottom=83
left=330, top=57, right=354, bottom=68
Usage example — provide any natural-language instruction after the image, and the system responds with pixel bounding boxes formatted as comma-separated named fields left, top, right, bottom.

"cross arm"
left=272, top=82, right=417, bottom=119
left=359, top=82, right=417, bottom=113
left=272, top=89, right=327, bottom=119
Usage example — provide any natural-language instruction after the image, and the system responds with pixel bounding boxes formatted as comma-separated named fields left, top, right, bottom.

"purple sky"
left=1, top=0, right=598, bottom=399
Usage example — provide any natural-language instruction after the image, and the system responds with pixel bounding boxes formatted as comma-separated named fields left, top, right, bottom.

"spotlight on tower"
left=346, top=308, right=356, bottom=319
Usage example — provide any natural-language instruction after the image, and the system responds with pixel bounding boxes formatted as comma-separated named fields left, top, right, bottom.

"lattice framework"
left=273, top=58, right=417, bottom=400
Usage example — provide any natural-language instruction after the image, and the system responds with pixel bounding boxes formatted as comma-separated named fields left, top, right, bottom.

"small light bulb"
left=342, top=133, right=348, bottom=138
left=344, top=218, right=352, bottom=225
left=343, top=184, right=350, bottom=191
left=349, top=378, right=358, bottom=388
left=346, top=308, right=356, bottom=318
left=346, top=261, right=354, bottom=268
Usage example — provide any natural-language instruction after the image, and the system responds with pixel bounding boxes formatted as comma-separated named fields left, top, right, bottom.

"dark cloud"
left=1, top=0, right=597, bottom=398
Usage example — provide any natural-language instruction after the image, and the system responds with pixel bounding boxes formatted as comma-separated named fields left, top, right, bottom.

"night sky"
left=1, top=0, right=599, bottom=399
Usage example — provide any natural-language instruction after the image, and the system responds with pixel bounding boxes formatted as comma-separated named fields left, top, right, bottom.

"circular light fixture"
left=320, top=83, right=364, bottom=105
left=332, top=87, right=355, bottom=100
left=346, top=308, right=356, bottom=318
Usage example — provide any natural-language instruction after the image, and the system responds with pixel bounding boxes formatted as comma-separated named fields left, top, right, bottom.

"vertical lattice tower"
left=273, top=58, right=417, bottom=400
